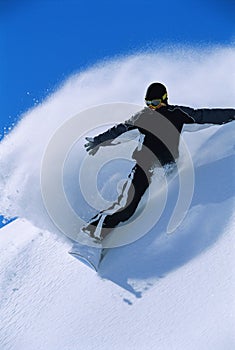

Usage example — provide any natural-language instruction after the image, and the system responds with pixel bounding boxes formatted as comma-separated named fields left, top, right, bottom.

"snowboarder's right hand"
left=84, top=137, right=100, bottom=156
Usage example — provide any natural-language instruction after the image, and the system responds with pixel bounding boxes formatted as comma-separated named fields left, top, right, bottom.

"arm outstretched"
left=179, top=106, right=235, bottom=125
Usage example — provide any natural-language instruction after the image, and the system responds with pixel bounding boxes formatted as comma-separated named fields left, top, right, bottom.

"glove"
left=84, top=137, right=100, bottom=156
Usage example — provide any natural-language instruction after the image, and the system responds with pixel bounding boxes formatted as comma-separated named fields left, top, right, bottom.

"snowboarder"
left=83, top=82, right=235, bottom=242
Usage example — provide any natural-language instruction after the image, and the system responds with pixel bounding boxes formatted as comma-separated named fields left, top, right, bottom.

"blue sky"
left=0, top=0, right=234, bottom=138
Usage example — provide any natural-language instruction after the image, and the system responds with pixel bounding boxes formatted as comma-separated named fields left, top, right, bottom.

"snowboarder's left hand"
left=84, top=137, right=100, bottom=156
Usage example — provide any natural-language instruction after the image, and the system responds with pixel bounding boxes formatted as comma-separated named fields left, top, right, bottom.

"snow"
left=0, top=47, right=235, bottom=349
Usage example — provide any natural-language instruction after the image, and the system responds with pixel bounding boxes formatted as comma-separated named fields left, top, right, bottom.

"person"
left=83, top=82, right=235, bottom=242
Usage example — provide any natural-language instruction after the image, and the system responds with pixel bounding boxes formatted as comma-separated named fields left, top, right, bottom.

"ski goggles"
left=145, top=99, right=162, bottom=107
left=145, top=92, right=167, bottom=108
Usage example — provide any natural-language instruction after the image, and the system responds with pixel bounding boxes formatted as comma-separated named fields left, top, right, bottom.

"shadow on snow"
left=98, top=153, right=235, bottom=299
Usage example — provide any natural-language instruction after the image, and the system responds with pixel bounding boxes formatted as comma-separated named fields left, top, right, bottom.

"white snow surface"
left=0, top=47, right=235, bottom=349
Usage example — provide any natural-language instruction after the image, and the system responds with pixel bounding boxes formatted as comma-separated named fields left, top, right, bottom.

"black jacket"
left=92, top=105, right=235, bottom=167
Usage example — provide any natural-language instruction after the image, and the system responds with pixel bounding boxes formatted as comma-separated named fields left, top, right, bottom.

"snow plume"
left=0, top=46, right=234, bottom=238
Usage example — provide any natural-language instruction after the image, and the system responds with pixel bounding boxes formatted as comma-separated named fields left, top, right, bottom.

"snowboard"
left=69, top=241, right=107, bottom=271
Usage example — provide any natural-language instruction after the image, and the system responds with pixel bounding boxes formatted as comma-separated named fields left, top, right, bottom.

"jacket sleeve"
left=92, top=109, right=145, bottom=146
left=178, top=106, right=235, bottom=125
left=93, top=122, right=137, bottom=146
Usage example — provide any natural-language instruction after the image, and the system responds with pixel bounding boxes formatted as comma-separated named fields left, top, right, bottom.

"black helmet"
left=145, top=82, right=168, bottom=104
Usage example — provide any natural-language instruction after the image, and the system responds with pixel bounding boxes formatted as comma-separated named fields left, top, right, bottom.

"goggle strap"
left=162, top=92, right=167, bottom=100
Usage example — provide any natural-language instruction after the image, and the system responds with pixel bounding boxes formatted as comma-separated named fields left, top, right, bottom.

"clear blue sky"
left=0, top=0, right=234, bottom=138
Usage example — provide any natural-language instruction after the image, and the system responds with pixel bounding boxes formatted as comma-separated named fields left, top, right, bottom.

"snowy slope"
left=0, top=47, right=235, bottom=349
left=0, top=210, right=234, bottom=350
